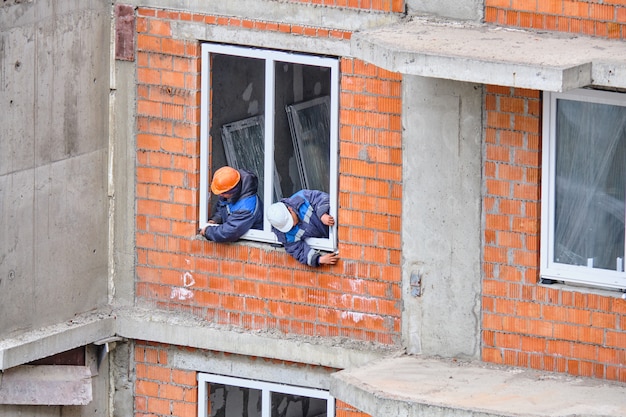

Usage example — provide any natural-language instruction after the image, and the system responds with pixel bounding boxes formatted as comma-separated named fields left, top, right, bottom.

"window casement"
left=197, top=373, right=335, bottom=417
left=541, top=88, right=626, bottom=291
left=199, top=43, right=339, bottom=251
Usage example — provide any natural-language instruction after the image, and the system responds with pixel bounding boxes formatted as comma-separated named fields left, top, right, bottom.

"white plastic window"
left=541, top=89, right=626, bottom=290
left=199, top=43, right=339, bottom=251
left=197, top=373, right=335, bottom=417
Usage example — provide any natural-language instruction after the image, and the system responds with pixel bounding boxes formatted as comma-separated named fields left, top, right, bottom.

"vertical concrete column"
left=401, top=75, right=483, bottom=358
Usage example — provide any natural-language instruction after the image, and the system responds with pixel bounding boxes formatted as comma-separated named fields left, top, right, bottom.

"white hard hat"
left=267, top=202, right=294, bottom=233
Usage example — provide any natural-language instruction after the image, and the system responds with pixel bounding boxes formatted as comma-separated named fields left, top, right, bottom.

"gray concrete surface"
left=0, top=1, right=111, bottom=414
left=3, top=307, right=626, bottom=417
left=407, top=0, right=483, bottom=21
left=331, top=355, right=626, bottom=417
left=0, top=311, right=115, bottom=371
left=124, top=0, right=402, bottom=32
left=170, top=345, right=337, bottom=391
left=352, top=17, right=626, bottom=92
left=115, top=307, right=396, bottom=370
left=0, top=365, right=92, bottom=405
left=0, top=0, right=110, bottom=335
left=401, top=75, right=483, bottom=359
left=109, top=58, right=136, bottom=308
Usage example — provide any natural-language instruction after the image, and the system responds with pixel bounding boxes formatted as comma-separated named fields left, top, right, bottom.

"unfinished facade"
left=1, top=0, right=625, bottom=416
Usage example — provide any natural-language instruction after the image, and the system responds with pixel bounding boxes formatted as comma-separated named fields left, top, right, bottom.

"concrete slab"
left=331, top=355, right=626, bottom=417
left=351, top=17, right=626, bottom=92
left=0, top=365, right=92, bottom=405
left=115, top=307, right=398, bottom=370
left=0, top=311, right=115, bottom=371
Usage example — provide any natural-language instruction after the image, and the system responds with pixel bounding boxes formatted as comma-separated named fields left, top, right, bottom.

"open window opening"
left=200, top=43, right=339, bottom=251
left=541, top=88, right=626, bottom=291
left=197, top=373, right=335, bottom=417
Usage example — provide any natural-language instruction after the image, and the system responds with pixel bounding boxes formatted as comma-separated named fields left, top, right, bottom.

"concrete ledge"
left=352, top=17, right=626, bottom=92
left=0, top=312, right=115, bottom=371
left=127, top=0, right=402, bottom=32
left=331, top=355, right=626, bottom=417
left=172, top=20, right=351, bottom=59
left=115, top=307, right=397, bottom=370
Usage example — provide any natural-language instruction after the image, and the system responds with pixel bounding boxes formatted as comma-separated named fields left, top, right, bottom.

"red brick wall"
left=482, top=86, right=626, bottom=382
left=485, top=0, right=626, bottom=39
left=134, top=341, right=374, bottom=417
left=336, top=401, right=372, bottom=417
left=135, top=342, right=198, bottom=416
left=134, top=8, right=402, bottom=345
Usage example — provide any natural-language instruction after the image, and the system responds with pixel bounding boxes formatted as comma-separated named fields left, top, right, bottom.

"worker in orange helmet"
left=200, top=166, right=263, bottom=242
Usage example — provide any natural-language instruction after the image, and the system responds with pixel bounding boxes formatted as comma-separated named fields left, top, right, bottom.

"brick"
left=499, top=130, right=524, bottom=147
left=136, top=379, right=159, bottom=397
left=513, top=183, right=540, bottom=200
left=484, top=278, right=508, bottom=296
left=482, top=347, right=504, bottom=363
left=512, top=249, right=538, bottom=268
left=591, top=4, right=614, bottom=20
left=572, top=343, right=599, bottom=362
left=161, top=170, right=185, bottom=187
left=499, top=164, right=524, bottom=181
left=486, top=145, right=511, bottom=162
left=172, top=401, right=197, bottom=416
left=145, top=364, right=171, bottom=382
left=137, top=34, right=161, bottom=52
left=137, top=167, right=161, bottom=184
left=606, top=330, right=626, bottom=348
left=162, top=38, right=186, bottom=56
left=537, top=1, right=561, bottom=14
left=159, top=384, right=184, bottom=401
left=486, top=213, right=510, bottom=231
left=527, top=319, right=554, bottom=337
left=146, top=397, right=170, bottom=415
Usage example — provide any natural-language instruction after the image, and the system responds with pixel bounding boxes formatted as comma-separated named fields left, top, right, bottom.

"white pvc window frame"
left=200, top=43, right=339, bottom=251
left=197, top=373, right=335, bottom=417
left=540, top=88, right=626, bottom=290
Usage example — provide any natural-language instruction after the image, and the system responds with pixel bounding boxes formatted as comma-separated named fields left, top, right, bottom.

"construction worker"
left=266, top=189, right=339, bottom=267
left=200, top=166, right=263, bottom=242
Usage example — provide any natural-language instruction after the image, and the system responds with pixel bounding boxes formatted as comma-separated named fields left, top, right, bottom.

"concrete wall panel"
left=0, top=169, right=36, bottom=331
left=0, top=25, right=36, bottom=176
left=31, top=152, right=108, bottom=322
left=0, top=0, right=110, bottom=336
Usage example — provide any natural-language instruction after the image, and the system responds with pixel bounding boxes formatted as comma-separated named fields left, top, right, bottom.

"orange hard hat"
left=211, top=166, right=241, bottom=195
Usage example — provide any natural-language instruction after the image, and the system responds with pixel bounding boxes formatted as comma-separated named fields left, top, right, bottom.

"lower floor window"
left=198, top=373, right=334, bottom=417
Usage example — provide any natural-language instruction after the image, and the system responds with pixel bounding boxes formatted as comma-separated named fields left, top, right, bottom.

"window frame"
left=199, top=43, right=339, bottom=251
left=540, top=88, right=626, bottom=290
left=197, top=372, right=335, bottom=417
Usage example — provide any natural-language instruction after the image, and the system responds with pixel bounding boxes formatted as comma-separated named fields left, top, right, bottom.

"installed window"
left=541, top=89, right=626, bottom=290
left=199, top=43, right=339, bottom=251
left=197, top=373, right=335, bottom=417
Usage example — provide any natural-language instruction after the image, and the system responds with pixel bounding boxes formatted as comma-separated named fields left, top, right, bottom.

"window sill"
left=539, top=278, right=626, bottom=299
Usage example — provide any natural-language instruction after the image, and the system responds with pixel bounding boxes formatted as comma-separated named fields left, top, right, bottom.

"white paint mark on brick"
left=170, top=287, right=194, bottom=300
left=341, top=311, right=364, bottom=323
left=182, top=271, right=195, bottom=287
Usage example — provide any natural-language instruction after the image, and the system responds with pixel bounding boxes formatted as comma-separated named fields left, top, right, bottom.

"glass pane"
left=554, top=98, right=626, bottom=271
left=274, top=61, right=331, bottom=201
left=210, top=53, right=266, bottom=204
left=209, top=383, right=262, bottom=417
left=271, top=392, right=327, bottom=417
